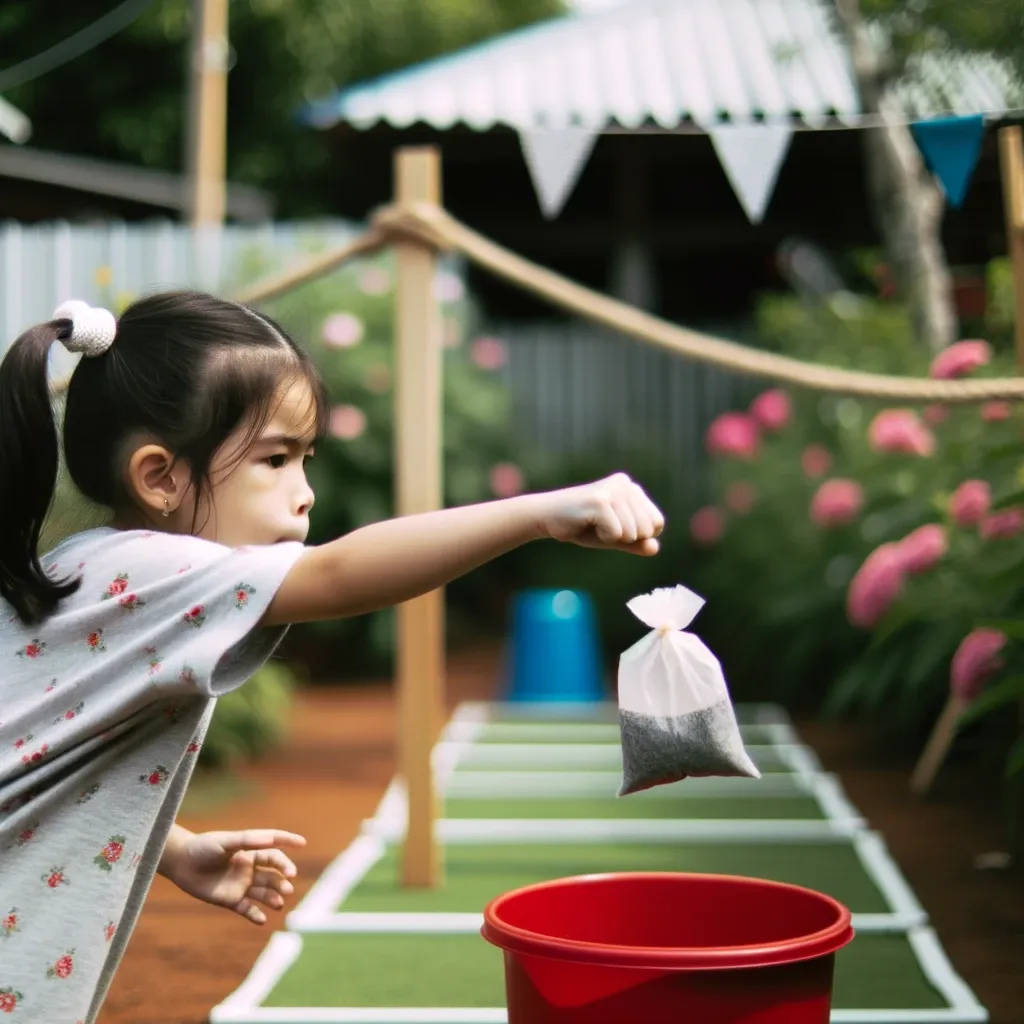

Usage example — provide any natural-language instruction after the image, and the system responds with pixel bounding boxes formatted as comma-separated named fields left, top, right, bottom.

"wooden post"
left=188, top=0, right=229, bottom=226
left=998, top=126, right=1024, bottom=372
left=393, top=147, right=445, bottom=888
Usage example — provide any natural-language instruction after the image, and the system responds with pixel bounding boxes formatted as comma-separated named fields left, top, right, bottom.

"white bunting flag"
left=707, top=123, right=793, bottom=224
left=518, top=126, right=599, bottom=219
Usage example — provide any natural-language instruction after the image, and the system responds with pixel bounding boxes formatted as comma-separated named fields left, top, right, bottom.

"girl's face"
left=193, top=378, right=317, bottom=548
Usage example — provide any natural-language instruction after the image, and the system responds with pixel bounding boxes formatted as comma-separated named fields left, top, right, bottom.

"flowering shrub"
left=684, top=295, right=1024, bottom=804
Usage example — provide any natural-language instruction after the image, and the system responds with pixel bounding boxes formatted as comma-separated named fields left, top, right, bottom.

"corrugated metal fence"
left=0, top=220, right=755, bottom=511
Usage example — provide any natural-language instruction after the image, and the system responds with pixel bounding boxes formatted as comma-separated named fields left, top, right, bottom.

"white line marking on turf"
left=909, top=926, right=989, bottom=1021
left=853, top=832, right=928, bottom=922
left=291, top=910, right=924, bottom=935
left=812, top=774, right=867, bottom=826
left=288, top=835, right=386, bottom=926
left=208, top=931, right=303, bottom=1022
left=360, top=816, right=863, bottom=843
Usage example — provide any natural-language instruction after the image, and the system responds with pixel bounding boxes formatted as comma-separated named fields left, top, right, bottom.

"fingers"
left=215, top=830, right=307, bottom=856
left=597, top=474, right=664, bottom=553
left=253, top=847, right=300, bottom=879
left=234, top=898, right=267, bottom=926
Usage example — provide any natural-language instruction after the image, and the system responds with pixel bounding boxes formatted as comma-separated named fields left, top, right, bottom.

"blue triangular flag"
left=910, top=114, right=986, bottom=208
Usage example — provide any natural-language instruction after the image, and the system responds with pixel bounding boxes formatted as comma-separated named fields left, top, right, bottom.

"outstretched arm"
left=263, top=473, right=664, bottom=627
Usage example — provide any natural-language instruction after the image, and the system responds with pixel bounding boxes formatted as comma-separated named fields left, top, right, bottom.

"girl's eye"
left=265, top=453, right=288, bottom=469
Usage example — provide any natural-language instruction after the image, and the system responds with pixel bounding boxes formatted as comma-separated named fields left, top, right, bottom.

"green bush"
left=199, top=659, right=299, bottom=770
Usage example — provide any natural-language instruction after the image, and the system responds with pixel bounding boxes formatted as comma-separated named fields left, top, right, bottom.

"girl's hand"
left=165, top=828, right=306, bottom=925
left=538, top=473, right=665, bottom=555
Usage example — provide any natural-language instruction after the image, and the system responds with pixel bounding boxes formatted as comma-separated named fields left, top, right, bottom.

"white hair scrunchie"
left=52, top=299, right=117, bottom=357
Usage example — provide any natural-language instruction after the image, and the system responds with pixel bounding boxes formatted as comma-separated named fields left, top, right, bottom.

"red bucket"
left=481, top=872, right=854, bottom=1024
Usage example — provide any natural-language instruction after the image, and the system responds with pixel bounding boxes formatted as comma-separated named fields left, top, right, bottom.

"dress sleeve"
left=85, top=531, right=309, bottom=698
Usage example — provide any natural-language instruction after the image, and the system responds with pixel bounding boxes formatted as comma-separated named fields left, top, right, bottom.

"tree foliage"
left=0, top=0, right=565, bottom=214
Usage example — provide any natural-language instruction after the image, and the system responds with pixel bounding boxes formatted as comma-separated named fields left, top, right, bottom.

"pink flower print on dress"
left=104, top=921, right=116, bottom=942
left=42, top=867, right=68, bottom=889
left=186, top=738, right=200, bottom=754
left=183, top=605, right=206, bottom=628
left=119, top=592, right=145, bottom=611
left=43, top=678, right=58, bottom=693
left=1, top=909, right=19, bottom=938
left=145, top=647, right=162, bottom=676
left=46, top=950, right=75, bottom=979
left=234, top=583, right=256, bottom=609
left=179, top=666, right=197, bottom=688
left=16, top=639, right=46, bottom=659
left=76, top=784, right=100, bottom=805
left=14, top=825, right=38, bottom=848
left=86, top=629, right=106, bottom=653
left=177, top=564, right=191, bottom=574
left=102, top=573, right=129, bottom=600
left=54, top=702, right=85, bottom=725
left=94, top=836, right=125, bottom=872
left=21, top=743, right=49, bottom=766
left=12, top=734, right=31, bottom=751
left=140, top=765, right=170, bottom=786
left=0, top=987, right=23, bottom=1012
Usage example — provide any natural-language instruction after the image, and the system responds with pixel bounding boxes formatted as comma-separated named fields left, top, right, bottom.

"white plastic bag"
left=617, top=584, right=760, bottom=796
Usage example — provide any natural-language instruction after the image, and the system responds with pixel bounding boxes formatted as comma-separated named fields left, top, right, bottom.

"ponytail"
left=0, top=321, right=82, bottom=625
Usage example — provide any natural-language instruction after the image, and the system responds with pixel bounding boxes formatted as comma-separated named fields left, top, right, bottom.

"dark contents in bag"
left=618, top=699, right=757, bottom=796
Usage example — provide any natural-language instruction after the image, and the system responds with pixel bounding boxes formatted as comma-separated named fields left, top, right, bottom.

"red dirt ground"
left=97, top=646, right=1024, bottom=1024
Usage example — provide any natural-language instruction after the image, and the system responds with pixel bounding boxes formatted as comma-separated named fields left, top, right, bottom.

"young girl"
left=0, top=290, right=664, bottom=1024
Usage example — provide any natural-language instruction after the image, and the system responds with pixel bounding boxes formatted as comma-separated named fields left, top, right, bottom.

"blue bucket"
left=504, top=589, right=605, bottom=703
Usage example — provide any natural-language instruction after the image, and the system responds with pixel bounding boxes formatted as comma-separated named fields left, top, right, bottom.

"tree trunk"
left=835, top=0, right=958, bottom=353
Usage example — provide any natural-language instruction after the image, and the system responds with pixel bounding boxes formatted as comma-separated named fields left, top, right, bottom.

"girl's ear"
left=124, top=443, right=189, bottom=519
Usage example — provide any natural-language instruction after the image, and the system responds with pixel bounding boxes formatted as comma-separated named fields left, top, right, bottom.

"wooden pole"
left=998, top=126, right=1024, bottom=372
left=188, top=0, right=229, bottom=226
left=394, top=147, right=445, bottom=888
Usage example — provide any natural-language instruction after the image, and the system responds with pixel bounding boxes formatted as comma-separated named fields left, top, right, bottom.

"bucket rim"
left=481, top=871, right=854, bottom=971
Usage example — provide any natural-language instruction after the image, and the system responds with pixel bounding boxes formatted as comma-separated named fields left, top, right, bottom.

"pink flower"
left=329, top=404, right=367, bottom=441
left=470, top=336, right=508, bottom=371
left=357, top=266, right=391, bottom=296
left=896, top=524, right=947, bottom=574
left=846, top=543, right=906, bottom=630
left=930, top=340, right=991, bottom=380
left=749, top=389, right=791, bottom=432
left=868, top=409, right=935, bottom=457
left=801, top=444, right=832, bottom=479
left=950, top=628, right=1007, bottom=700
left=979, top=508, right=1024, bottom=541
left=981, top=401, right=1012, bottom=423
left=810, top=479, right=863, bottom=527
left=489, top=463, right=523, bottom=498
left=321, top=312, right=364, bottom=349
left=690, top=506, right=725, bottom=547
left=949, top=480, right=991, bottom=527
left=706, top=413, right=760, bottom=459
left=923, top=404, right=949, bottom=426
left=724, top=481, right=757, bottom=515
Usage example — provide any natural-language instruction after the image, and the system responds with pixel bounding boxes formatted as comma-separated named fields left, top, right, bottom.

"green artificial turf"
left=474, top=723, right=785, bottom=746
left=442, top=796, right=826, bottom=820
left=337, top=841, right=889, bottom=914
left=453, top=745, right=795, bottom=773
left=486, top=703, right=785, bottom=726
left=263, top=932, right=946, bottom=1010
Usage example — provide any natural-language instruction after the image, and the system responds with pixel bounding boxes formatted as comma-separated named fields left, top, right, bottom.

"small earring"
left=162, top=498, right=170, bottom=518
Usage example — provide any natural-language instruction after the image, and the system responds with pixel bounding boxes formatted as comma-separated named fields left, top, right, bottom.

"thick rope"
left=372, top=201, right=1024, bottom=404
left=47, top=201, right=1024, bottom=403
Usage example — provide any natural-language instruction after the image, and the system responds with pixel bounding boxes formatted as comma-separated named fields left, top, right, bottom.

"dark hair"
left=0, top=290, right=328, bottom=625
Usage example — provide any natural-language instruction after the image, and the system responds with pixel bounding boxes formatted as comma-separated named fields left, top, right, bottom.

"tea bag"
left=617, top=584, right=759, bottom=796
